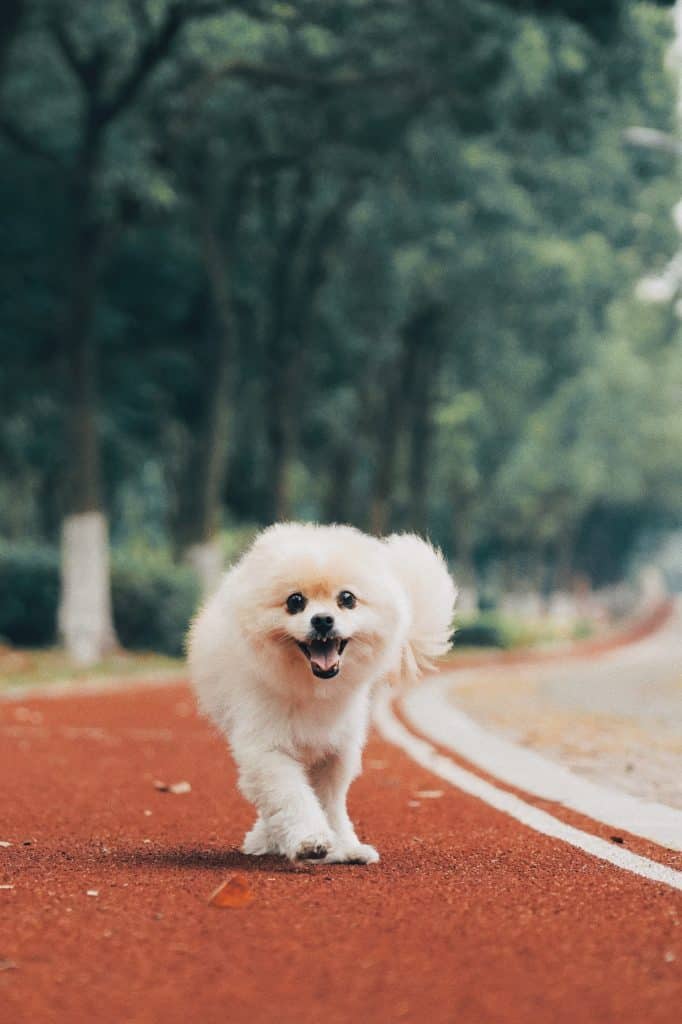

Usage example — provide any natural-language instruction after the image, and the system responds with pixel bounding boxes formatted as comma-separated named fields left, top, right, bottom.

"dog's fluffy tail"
left=383, top=533, right=457, bottom=684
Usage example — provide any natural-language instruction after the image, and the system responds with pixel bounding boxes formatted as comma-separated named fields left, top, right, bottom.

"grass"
left=447, top=611, right=598, bottom=659
left=0, top=611, right=600, bottom=688
left=0, top=646, right=183, bottom=691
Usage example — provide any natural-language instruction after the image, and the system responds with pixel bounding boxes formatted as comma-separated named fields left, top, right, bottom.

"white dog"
left=188, top=522, right=456, bottom=864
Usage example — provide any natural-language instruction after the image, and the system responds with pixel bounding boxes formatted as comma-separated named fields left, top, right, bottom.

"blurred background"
left=1, top=0, right=681, bottom=674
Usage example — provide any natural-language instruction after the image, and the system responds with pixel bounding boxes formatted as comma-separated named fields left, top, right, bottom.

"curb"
left=0, top=668, right=187, bottom=703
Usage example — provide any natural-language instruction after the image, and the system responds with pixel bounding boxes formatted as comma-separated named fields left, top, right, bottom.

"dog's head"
left=231, top=523, right=409, bottom=687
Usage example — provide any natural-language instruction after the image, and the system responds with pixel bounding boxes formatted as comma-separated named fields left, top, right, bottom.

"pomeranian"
left=188, top=522, right=456, bottom=864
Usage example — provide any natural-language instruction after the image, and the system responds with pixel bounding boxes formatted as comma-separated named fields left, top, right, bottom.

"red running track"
left=0, top=681, right=680, bottom=1024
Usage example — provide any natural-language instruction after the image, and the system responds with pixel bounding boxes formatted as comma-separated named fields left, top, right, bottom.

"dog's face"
left=232, top=524, right=408, bottom=688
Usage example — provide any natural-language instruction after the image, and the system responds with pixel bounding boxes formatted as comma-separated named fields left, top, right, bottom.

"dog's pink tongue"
left=309, top=641, right=338, bottom=672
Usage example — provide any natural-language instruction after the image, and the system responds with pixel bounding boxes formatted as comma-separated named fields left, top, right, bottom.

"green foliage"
left=111, top=554, right=200, bottom=657
left=220, top=525, right=260, bottom=566
left=453, top=616, right=507, bottom=649
left=0, top=543, right=199, bottom=655
left=0, top=0, right=680, bottom=624
left=453, top=611, right=556, bottom=649
left=0, top=543, right=60, bottom=646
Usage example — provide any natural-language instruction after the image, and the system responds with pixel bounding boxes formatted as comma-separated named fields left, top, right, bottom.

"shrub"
left=220, top=524, right=259, bottom=565
left=453, top=610, right=560, bottom=650
left=111, top=555, right=200, bottom=657
left=0, top=543, right=60, bottom=646
left=0, top=543, right=200, bottom=656
left=453, top=614, right=507, bottom=648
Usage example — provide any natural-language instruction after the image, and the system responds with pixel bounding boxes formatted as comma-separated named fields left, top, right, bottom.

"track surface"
left=1, top=682, right=681, bottom=1024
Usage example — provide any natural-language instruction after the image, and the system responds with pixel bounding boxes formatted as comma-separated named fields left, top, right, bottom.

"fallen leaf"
left=169, top=781, right=191, bottom=794
left=415, top=790, right=443, bottom=799
left=86, top=890, right=99, bottom=897
left=154, top=780, right=192, bottom=794
left=208, top=874, right=254, bottom=908
left=0, top=842, right=11, bottom=848
left=0, top=885, right=14, bottom=890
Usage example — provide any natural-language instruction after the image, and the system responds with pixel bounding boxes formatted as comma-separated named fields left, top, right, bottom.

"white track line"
left=403, top=677, right=682, bottom=853
left=373, top=687, right=682, bottom=893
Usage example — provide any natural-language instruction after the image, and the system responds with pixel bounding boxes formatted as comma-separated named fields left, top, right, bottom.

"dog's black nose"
left=311, top=614, right=334, bottom=636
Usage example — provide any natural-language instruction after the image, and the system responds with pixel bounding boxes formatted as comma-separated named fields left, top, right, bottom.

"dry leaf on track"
left=154, top=780, right=192, bottom=794
left=208, top=875, right=254, bottom=908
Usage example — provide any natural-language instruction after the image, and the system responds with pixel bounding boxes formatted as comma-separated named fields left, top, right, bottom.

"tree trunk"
left=323, top=446, right=354, bottom=524
left=50, top=8, right=212, bottom=654
left=174, top=204, right=237, bottom=592
left=263, top=367, right=298, bottom=522
left=405, top=307, right=442, bottom=534
left=451, top=498, right=476, bottom=588
left=368, top=438, right=398, bottom=536
left=553, top=522, right=577, bottom=594
left=183, top=538, right=225, bottom=598
left=174, top=324, right=234, bottom=592
left=0, top=0, right=24, bottom=88
left=259, top=172, right=358, bottom=523
left=260, top=170, right=312, bottom=522
left=367, top=312, right=436, bottom=536
left=58, top=511, right=116, bottom=664
left=57, top=130, right=117, bottom=664
left=367, top=350, right=408, bottom=536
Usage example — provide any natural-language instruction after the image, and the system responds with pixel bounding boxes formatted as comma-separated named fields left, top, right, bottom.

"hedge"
left=0, top=544, right=200, bottom=656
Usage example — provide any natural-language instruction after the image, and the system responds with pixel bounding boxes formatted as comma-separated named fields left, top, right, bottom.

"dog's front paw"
left=325, top=842, right=380, bottom=865
left=289, top=830, right=335, bottom=862
left=241, top=819, right=280, bottom=856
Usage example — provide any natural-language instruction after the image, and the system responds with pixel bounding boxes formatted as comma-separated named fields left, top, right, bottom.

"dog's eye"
left=337, top=590, right=357, bottom=610
left=286, top=592, right=307, bottom=614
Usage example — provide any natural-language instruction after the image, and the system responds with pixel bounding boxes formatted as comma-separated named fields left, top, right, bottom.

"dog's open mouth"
left=297, top=637, right=349, bottom=679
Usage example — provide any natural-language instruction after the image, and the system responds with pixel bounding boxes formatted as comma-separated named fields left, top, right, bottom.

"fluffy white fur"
left=187, top=522, right=457, bottom=865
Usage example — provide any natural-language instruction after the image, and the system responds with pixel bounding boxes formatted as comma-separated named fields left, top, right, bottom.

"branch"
left=48, top=16, right=96, bottom=91
left=0, top=0, right=26, bottom=85
left=0, top=115, right=62, bottom=166
left=102, top=0, right=224, bottom=124
left=293, top=183, right=360, bottom=337
left=101, top=4, right=184, bottom=122
left=127, top=0, right=152, bottom=34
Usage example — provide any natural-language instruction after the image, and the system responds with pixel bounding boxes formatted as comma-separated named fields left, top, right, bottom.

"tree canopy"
left=0, top=0, right=680, bottom=594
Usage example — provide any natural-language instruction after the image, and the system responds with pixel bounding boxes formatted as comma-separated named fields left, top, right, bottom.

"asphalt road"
left=446, top=601, right=682, bottom=809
